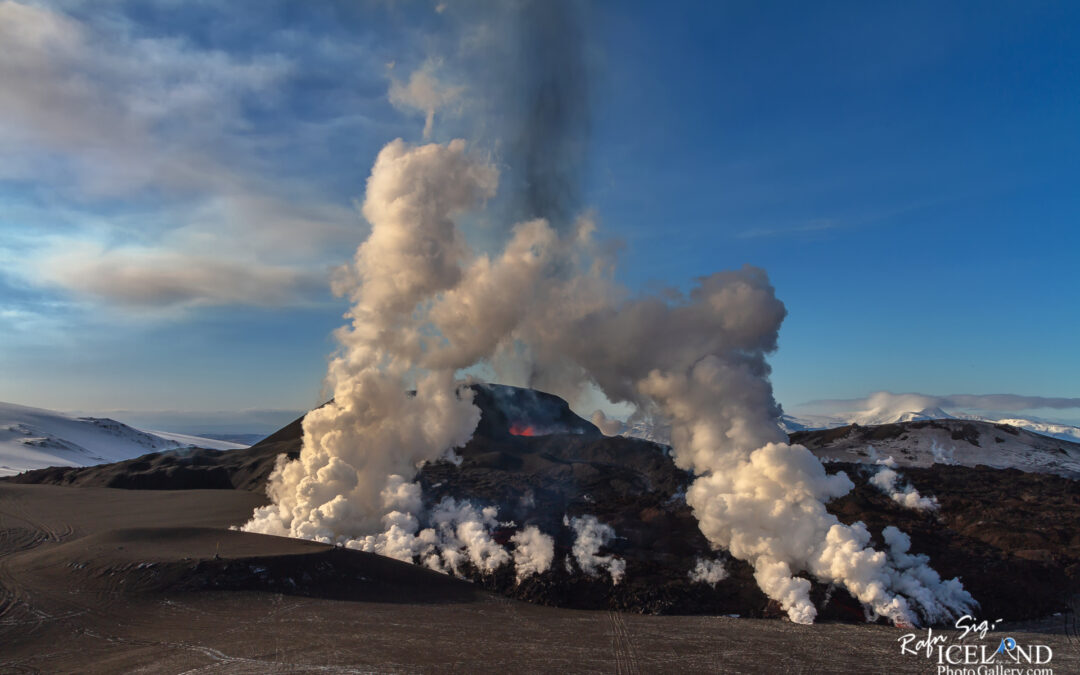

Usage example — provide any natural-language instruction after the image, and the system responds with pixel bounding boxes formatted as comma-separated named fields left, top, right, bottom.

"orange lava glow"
left=509, top=422, right=537, bottom=436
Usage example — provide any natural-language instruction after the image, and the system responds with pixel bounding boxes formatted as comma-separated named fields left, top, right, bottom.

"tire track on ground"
left=0, top=488, right=76, bottom=627
left=608, top=611, right=641, bottom=675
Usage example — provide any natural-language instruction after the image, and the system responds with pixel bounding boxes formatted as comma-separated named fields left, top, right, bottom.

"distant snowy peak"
left=0, top=401, right=247, bottom=477
left=848, top=405, right=955, bottom=426
left=781, top=407, right=1080, bottom=445
left=957, top=416, right=1080, bottom=445
left=890, top=407, right=953, bottom=424
left=791, top=419, right=1080, bottom=479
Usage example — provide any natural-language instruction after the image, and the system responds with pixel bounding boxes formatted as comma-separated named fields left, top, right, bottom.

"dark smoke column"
left=503, top=0, right=591, bottom=229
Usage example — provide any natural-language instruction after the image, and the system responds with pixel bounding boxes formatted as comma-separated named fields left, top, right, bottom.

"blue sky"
left=1, top=1, right=1078, bottom=431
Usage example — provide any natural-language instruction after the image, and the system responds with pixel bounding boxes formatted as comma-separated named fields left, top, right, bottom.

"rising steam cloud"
left=565, top=514, right=626, bottom=584
left=870, top=452, right=940, bottom=511
left=243, top=0, right=975, bottom=625
left=689, top=557, right=729, bottom=587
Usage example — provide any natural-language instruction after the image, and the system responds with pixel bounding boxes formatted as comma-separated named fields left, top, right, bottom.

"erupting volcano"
left=238, top=133, right=977, bottom=626
left=508, top=422, right=537, bottom=437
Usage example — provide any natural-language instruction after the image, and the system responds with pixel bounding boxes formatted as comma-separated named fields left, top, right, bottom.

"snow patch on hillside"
left=0, top=401, right=247, bottom=477
left=968, top=417, right=1080, bottom=444
left=802, top=421, right=1080, bottom=479
left=147, top=430, right=248, bottom=451
left=781, top=408, right=1080, bottom=446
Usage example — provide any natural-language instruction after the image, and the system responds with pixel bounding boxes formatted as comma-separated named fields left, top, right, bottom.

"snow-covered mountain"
left=953, top=416, right=1080, bottom=444
left=779, top=407, right=1080, bottom=445
left=0, top=401, right=248, bottom=477
left=790, top=418, right=1080, bottom=479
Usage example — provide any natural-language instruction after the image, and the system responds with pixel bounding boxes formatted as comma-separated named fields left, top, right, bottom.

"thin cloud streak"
left=0, top=1, right=369, bottom=311
left=34, top=244, right=329, bottom=310
left=736, top=218, right=844, bottom=239
left=799, top=391, right=1080, bottom=414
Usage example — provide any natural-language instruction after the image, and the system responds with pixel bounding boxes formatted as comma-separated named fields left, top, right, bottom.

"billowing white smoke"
left=870, top=454, right=939, bottom=512
left=689, top=558, right=728, bottom=586
left=343, top=485, right=555, bottom=581
left=243, top=139, right=498, bottom=542
left=511, top=526, right=556, bottom=583
left=881, top=526, right=974, bottom=622
left=425, top=498, right=509, bottom=574
left=242, top=136, right=973, bottom=625
left=240, top=138, right=564, bottom=583
left=565, top=515, right=626, bottom=584
left=684, top=443, right=957, bottom=624
left=930, top=439, right=957, bottom=465
left=518, top=274, right=974, bottom=624
left=348, top=489, right=553, bottom=579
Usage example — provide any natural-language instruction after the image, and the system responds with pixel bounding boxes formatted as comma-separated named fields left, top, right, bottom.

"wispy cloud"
left=64, top=407, right=306, bottom=435
left=798, top=391, right=1080, bottom=415
left=0, top=1, right=378, bottom=313
left=733, top=196, right=949, bottom=240
left=735, top=218, right=844, bottom=239
left=34, top=243, right=327, bottom=310
left=0, top=1, right=290, bottom=195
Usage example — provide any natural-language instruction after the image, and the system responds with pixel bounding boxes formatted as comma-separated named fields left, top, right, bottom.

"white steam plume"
left=346, top=492, right=515, bottom=577
left=242, top=138, right=563, bottom=584
left=514, top=269, right=975, bottom=625
left=511, top=525, right=556, bottom=583
left=689, top=558, right=728, bottom=587
left=565, top=515, right=626, bottom=585
left=243, top=138, right=499, bottom=541
left=869, top=454, right=939, bottom=512
left=426, top=498, right=510, bottom=575
left=882, top=526, right=974, bottom=622
left=930, top=439, right=957, bottom=465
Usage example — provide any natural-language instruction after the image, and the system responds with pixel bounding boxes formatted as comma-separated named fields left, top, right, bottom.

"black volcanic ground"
left=8, top=384, right=1080, bottom=627
left=20, top=480, right=1070, bottom=674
